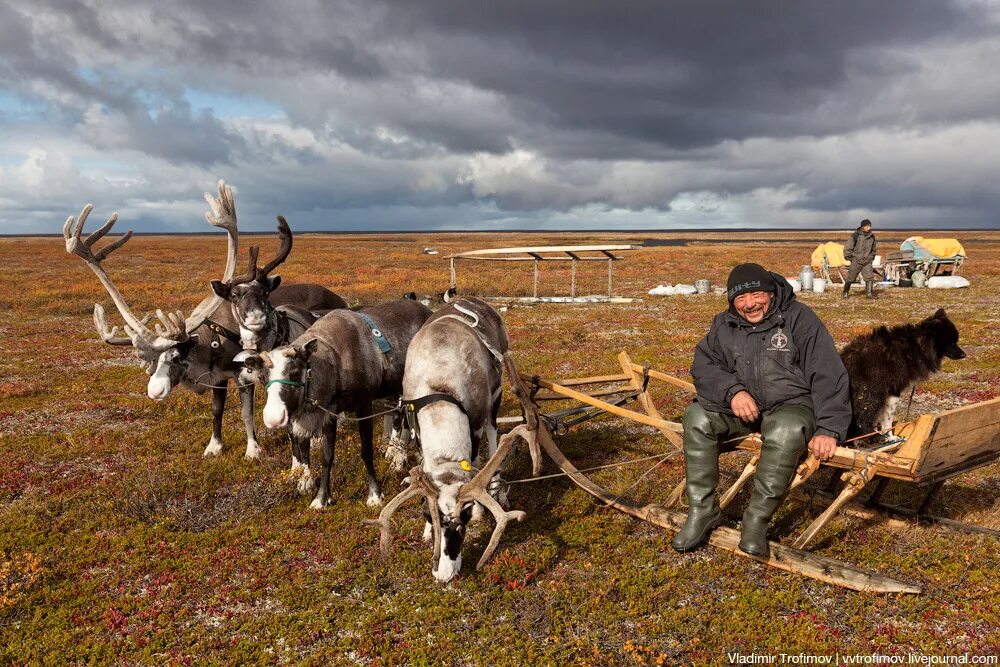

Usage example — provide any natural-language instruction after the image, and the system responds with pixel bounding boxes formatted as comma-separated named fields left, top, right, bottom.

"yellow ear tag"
left=459, top=460, right=472, bottom=472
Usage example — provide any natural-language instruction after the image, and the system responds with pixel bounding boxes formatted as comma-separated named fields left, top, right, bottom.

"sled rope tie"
left=303, top=399, right=402, bottom=423
left=720, top=423, right=911, bottom=449
left=192, top=372, right=255, bottom=391
left=489, top=450, right=680, bottom=488
left=904, top=385, right=917, bottom=422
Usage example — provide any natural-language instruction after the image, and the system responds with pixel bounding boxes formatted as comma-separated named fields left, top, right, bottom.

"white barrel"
left=812, top=278, right=826, bottom=293
left=695, top=279, right=710, bottom=294
left=799, top=265, right=815, bottom=291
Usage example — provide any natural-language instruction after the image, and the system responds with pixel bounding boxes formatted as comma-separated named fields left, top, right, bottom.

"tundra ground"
left=1, top=230, right=998, bottom=665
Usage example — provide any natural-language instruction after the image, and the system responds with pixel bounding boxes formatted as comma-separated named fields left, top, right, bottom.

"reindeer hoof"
left=309, top=494, right=331, bottom=510
left=203, top=440, right=223, bottom=457
left=422, top=522, right=433, bottom=542
left=385, top=445, right=407, bottom=472
left=297, top=472, right=316, bottom=495
left=366, top=492, right=384, bottom=508
left=244, top=443, right=262, bottom=461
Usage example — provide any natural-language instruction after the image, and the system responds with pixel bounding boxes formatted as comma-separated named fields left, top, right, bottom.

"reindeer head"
left=246, top=338, right=319, bottom=429
left=425, top=465, right=477, bottom=582
left=66, top=182, right=240, bottom=400
left=211, top=216, right=292, bottom=350
left=366, top=424, right=530, bottom=583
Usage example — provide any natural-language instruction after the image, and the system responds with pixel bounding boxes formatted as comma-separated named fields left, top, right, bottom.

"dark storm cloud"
left=1, top=0, right=999, bottom=232
left=376, top=0, right=988, bottom=155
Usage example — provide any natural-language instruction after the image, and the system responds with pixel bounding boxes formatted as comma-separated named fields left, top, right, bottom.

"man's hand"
left=730, top=390, right=760, bottom=422
left=808, top=434, right=838, bottom=461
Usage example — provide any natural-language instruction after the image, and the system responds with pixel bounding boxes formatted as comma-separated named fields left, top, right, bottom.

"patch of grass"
left=2, top=231, right=999, bottom=663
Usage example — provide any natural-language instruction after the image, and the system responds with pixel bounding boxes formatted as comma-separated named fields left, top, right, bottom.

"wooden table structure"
left=446, top=244, right=641, bottom=302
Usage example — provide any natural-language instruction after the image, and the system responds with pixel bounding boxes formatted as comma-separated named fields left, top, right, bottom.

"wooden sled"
left=500, top=351, right=1000, bottom=594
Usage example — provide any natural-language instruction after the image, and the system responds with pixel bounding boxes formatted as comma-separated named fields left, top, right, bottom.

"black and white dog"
left=841, top=308, right=965, bottom=438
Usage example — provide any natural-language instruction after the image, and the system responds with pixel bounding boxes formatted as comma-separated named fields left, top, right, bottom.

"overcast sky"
left=2, top=0, right=999, bottom=234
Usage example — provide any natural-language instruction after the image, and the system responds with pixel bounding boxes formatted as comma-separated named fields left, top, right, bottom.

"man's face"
left=862, top=224, right=872, bottom=233
left=733, top=291, right=772, bottom=324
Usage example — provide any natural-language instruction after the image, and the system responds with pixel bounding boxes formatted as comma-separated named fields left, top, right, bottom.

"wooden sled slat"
left=521, top=373, right=683, bottom=434
left=531, top=411, right=920, bottom=594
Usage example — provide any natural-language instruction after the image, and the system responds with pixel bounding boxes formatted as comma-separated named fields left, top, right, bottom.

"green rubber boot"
left=738, top=406, right=813, bottom=558
left=672, top=404, right=728, bottom=552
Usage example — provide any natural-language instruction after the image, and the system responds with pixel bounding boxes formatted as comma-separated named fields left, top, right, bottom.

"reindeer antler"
left=204, top=180, right=238, bottom=282
left=228, top=245, right=260, bottom=287
left=364, top=466, right=442, bottom=566
left=153, top=309, right=189, bottom=341
left=93, top=304, right=143, bottom=346
left=64, top=204, right=176, bottom=354
left=180, top=181, right=242, bottom=332
left=225, top=215, right=291, bottom=288
left=257, top=216, right=292, bottom=278
left=456, top=427, right=530, bottom=570
left=68, top=183, right=241, bottom=353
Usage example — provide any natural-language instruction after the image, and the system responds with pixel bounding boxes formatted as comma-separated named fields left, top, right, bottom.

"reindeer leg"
left=204, top=386, right=226, bottom=456
left=358, top=403, right=383, bottom=507
left=292, top=432, right=315, bottom=495
left=239, top=381, right=261, bottom=460
left=485, top=420, right=509, bottom=510
left=384, top=411, right=407, bottom=473
left=310, top=419, right=337, bottom=510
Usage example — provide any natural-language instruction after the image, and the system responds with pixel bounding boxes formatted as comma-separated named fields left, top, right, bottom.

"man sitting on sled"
left=673, top=263, right=852, bottom=558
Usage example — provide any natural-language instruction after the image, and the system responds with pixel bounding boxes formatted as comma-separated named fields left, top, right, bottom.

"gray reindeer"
left=243, top=299, right=432, bottom=508
left=369, top=298, right=531, bottom=582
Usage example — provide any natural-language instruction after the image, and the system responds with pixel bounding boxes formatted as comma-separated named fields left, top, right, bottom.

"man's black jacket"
left=690, top=274, right=852, bottom=441
left=844, top=227, right=877, bottom=265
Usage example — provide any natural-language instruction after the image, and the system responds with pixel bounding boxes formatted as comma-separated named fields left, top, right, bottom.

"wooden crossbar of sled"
left=499, top=351, right=1000, bottom=594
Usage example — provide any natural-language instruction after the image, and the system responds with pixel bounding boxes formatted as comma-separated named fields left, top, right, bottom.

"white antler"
left=69, top=182, right=241, bottom=352
left=64, top=204, right=176, bottom=354
left=182, top=180, right=241, bottom=331
left=456, top=427, right=529, bottom=570
left=364, top=466, right=443, bottom=566
left=93, top=304, right=146, bottom=346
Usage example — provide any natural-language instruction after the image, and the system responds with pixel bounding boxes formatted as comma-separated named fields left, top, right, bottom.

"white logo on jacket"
left=768, top=329, right=788, bottom=351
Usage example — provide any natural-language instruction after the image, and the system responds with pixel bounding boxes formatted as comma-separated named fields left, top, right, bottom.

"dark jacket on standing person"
left=690, top=273, right=852, bottom=441
left=844, top=227, right=877, bottom=265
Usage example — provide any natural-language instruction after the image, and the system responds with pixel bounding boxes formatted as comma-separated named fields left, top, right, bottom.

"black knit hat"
left=726, top=263, right=776, bottom=302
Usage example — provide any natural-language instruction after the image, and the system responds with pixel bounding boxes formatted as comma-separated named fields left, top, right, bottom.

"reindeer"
left=366, top=298, right=525, bottom=582
left=64, top=183, right=331, bottom=460
left=63, top=183, right=261, bottom=456
left=209, top=216, right=347, bottom=352
left=242, top=299, right=432, bottom=509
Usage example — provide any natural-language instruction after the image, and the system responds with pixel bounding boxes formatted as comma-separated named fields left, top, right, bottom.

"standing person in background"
left=843, top=219, right=878, bottom=299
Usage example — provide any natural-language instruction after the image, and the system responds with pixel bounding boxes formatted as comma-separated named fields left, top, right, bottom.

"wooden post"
left=793, top=469, right=873, bottom=549
left=571, top=258, right=577, bottom=297
left=450, top=257, right=457, bottom=289
left=533, top=259, right=539, bottom=298
left=607, top=258, right=613, bottom=297
left=617, top=351, right=682, bottom=449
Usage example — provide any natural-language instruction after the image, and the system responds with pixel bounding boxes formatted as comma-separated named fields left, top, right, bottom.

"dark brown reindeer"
left=209, top=216, right=349, bottom=487
left=63, top=182, right=263, bottom=457
left=243, top=299, right=432, bottom=509
left=64, top=183, right=338, bottom=460
left=367, top=299, right=533, bottom=582
left=209, top=216, right=347, bottom=352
